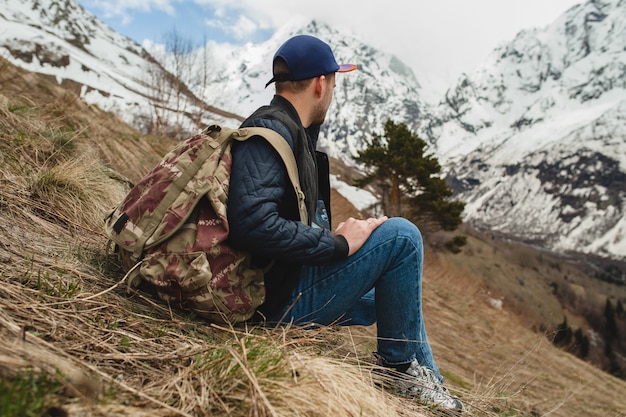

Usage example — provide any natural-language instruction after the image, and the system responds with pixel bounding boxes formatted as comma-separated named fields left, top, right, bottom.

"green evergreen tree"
left=355, top=120, right=464, bottom=231
left=574, top=328, right=590, bottom=358
left=616, top=299, right=624, bottom=319
left=605, top=298, right=618, bottom=341
left=553, top=316, right=573, bottom=347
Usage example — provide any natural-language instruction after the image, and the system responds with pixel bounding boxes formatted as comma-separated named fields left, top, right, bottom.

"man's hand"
left=335, top=216, right=388, bottom=256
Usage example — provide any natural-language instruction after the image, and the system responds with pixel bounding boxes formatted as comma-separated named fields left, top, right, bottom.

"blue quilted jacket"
left=227, top=95, right=349, bottom=320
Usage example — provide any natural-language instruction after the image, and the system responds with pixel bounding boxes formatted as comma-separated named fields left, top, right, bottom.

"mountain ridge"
left=431, top=0, right=626, bottom=264
left=0, top=0, right=242, bottom=134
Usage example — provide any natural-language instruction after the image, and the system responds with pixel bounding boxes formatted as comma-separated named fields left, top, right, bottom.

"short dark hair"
left=273, top=58, right=314, bottom=93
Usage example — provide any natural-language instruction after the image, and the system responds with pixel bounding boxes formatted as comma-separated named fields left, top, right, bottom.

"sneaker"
left=373, top=357, right=465, bottom=412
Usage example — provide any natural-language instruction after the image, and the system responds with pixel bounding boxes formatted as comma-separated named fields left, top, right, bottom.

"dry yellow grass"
left=1, top=56, right=626, bottom=417
left=0, top=58, right=423, bottom=417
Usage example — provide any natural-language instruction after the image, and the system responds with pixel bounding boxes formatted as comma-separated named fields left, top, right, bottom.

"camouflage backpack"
left=104, top=124, right=308, bottom=324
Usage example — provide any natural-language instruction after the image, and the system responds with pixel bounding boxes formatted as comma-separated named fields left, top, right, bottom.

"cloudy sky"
left=78, top=0, right=583, bottom=91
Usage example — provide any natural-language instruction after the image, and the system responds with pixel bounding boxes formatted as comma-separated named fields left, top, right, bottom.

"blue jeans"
left=273, top=217, right=443, bottom=382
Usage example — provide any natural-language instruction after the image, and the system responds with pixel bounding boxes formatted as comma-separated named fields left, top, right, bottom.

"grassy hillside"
left=1, top=56, right=626, bottom=417
left=434, top=224, right=626, bottom=378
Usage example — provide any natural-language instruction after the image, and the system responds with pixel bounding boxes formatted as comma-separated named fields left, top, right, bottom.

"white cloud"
left=240, top=1, right=582, bottom=77
left=196, top=0, right=583, bottom=84
left=205, top=14, right=260, bottom=41
left=81, top=0, right=584, bottom=86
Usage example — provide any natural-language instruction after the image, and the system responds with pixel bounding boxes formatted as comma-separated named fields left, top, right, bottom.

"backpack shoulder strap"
left=225, top=126, right=308, bottom=224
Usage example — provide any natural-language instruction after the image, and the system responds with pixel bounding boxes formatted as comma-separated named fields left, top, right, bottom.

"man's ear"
left=313, top=75, right=326, bottom=98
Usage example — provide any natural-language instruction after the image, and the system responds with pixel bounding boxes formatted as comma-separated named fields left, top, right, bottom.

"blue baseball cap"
left=265, top=35, right=357, bottom=88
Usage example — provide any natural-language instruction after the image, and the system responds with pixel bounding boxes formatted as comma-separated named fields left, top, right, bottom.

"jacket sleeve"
left=227, top=134, right=347, bottom=264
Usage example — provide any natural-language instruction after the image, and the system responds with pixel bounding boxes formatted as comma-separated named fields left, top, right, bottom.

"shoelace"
left=372, top=355, right=464, bottom=410
left=405, top=362, right=461, bottom=406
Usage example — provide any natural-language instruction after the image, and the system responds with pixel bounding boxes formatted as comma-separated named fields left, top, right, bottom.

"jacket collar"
left=270, top=95, right=322, bottom=148
left=270, top=95, right=303, bottom=127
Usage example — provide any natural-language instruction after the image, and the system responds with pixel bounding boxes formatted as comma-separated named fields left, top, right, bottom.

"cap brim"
left=337, top=64, right=357, bottom=73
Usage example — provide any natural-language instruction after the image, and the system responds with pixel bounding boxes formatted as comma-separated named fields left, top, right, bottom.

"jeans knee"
left=384, top=217, right=423, bottom=247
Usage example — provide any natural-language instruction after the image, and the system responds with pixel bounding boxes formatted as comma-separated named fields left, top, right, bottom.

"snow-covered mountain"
left=1, top=0, right=624, bottom=265
left=0, top=0, right=241, bottom=133
left=428, top=0, right=626, bottom=262
left=172, top=18, right=429, bottom=164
